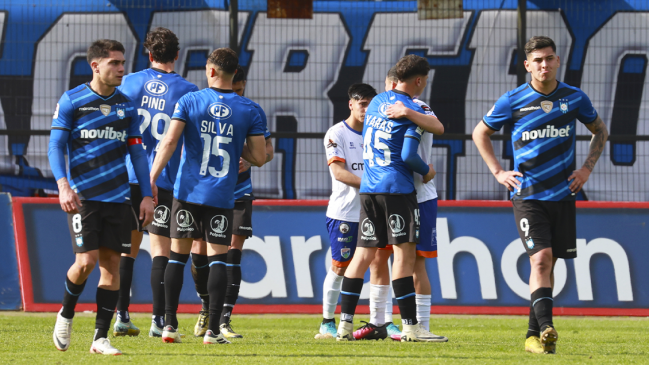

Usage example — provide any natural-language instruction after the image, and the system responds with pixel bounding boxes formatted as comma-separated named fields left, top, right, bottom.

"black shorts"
left=357, top=193, right=420, bottom=248
left=232, top=199, right=253, bottom=237
left=512, top=199, right=576, bottom=259
left=129, top=183, right=146, bottom=232
left=68, top=201, right=132, bottom=254
left=170, top=199, right=233, bottom=245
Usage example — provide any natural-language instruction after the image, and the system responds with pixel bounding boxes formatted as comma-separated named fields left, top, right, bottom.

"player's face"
left=349, top=97, right=372, bottom=123
left=92, top=51, right=126, bottom=88
left=233, top=80, right=246, bottom=96
left=524, top=47, right=560, bottom=84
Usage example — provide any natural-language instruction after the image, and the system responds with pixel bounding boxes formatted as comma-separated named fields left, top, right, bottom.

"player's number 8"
left=72, top=214, right=82, bottom=233
left=519, top=218, right=530, bottom=237
left=199, top=133, right=232, bottom=178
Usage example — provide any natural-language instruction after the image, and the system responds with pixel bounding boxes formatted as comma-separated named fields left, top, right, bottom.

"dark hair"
left=86, top=39, right=125, bottom=64
left=207, top=48, right=238, bottom=74
left=394, top=55, right=430, bottom=81
left=144, top=27, right=179, bottom=64
left=233, top=64, right=246, bottom=83
left=524, top=36, right=556, bottom=56
left=348, top=83, right=377, bottom=101
left=386, top=66, right=398, bottom=83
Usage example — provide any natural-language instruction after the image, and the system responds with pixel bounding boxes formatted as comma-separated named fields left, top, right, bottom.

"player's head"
left=384, top=66, right=398, bottom=92
left=144, top=27, right=179, bottom=64
left=348, top=83, right=377, bottom=123
left=394, top=54, right=430, bottom=96
left=87, top=39, right=126, bottom=87
left=524, top=36, right=560, bottom=85
left=232, top=65, right=247, bottom=96
left=206, top=48, right=238, bottom=83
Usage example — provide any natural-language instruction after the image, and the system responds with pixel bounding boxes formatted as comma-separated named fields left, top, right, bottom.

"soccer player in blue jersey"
left=473, top=36, right=608, bottom=354
left=113, top=27, right=199, bottom=338
left=189, top=64, right=273, bottom=339
left=336, top=55, right=438, bottom=342
left=49, top=39, right=154, bottom=356
left=149, top=48, right=267, bottom=345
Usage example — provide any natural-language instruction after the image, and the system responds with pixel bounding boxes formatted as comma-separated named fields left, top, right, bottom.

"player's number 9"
left=363, top=127, right=391, bottom=166
left=138, top=109, right=171, bottom=151
left=519, top=218, right=530, bottom=237
left=199, top=133, right=232, bottom=178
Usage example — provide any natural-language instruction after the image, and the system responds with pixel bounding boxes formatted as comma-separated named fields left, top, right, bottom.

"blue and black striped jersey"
left=483, top=81, right=598, bottom=201
left=118, top=68, right=199, bottom=192
left=233, top=97, right=270, bottom=201
left=51, top=83, right=142, bottom=203
left=360, top=90, right=424, bottom=194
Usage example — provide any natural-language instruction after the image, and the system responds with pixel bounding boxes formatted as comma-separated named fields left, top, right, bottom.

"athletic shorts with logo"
left=232, top=199, right=253, bottom=237
left=68, top=200, right=132, bottom=254
left=357, top=193, right=419, bottom=248
left=512, top=199, right=576, bottom=259
left=326, top=218, right=359, bottom=267
left=379, top=198, right=437, bottom=257
left=170, top=199, right=233, bottom=245
left=130, top=184, right=173, bottom=237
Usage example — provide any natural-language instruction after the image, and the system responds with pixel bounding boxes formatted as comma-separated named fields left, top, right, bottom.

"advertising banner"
left=0, top=193, right=21, bottom=310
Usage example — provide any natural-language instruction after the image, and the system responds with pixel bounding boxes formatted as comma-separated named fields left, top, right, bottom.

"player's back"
left=119, top=68, right=199, bottom=191
left=360, top=90, right=424, bottom=194
left=172, top=88, right=266, bottom=209
left=412, top=98, right=437, bottom=202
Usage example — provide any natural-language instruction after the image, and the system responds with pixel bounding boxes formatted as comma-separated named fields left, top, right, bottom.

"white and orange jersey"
left=324, top=120, right=364, bottom=222
left=413, top=98, right=438, bottom=203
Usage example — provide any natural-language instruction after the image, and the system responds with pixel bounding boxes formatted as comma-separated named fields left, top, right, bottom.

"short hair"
left=233, top=64, right=246, bottom=83
left=394, top=55, right=430, bottom=82
left=87, top=39, right=125, bottom=64
left=144, top=27, right=179, bottom=64
left=207, top=48, right=238, bottom=75
left=524, top=36, right=556, bottom=56
left=348, top=83, right=377, bottom=101
left=386, top=66, right=398, bottom=83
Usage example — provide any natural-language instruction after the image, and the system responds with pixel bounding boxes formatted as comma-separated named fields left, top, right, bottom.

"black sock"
left=94, top=288, right=119, bottom=340
left=116, top=257, right=135, bottom=316
left=322, top=318, right=335, bottom=324
left=393, top=276, right=418, bottom=326
left=340, top=277, right=364, bottom=323
left=191, top=253, right=210, bottom=311
left=220, top=249, right=242, bottom=325
left=61, top=276, right=86, bottom=319
left=151, top=256, right=168, bottom=317
left=531, top=287, right=554, bottom=332
left=164, top=251, right=189, bottom=329
left=207, top=254, right=228, bottom=333
left=527, top=301, right=540, bottom=338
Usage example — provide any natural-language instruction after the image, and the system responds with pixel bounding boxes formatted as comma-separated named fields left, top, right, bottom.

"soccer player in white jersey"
left=315, top=84, right=377, bottom=339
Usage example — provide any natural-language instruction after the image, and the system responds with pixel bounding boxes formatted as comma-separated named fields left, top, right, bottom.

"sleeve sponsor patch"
left=53, top=103, right=59, bottom=119
left=327, top=139, right=338, bottom=148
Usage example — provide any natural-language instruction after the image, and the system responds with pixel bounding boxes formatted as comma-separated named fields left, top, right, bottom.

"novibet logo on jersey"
left=521, top=124, right=571, bottom=142
left=79, top=127, right=127, bottom=141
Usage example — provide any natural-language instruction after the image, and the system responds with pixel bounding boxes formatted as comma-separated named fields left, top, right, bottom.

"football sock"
left=384, top=286, right=394, bottom=324
left=116, top=256, right=135, bottom=317
left=152, top=314, right=165, bottom=329
left=526, top=301, right=540, bottom=338
left=207, top=254, right=228, bottom=333
left=322, top=269, right=344, bottom=320
left=339, top=277, right=364, bottom=323
left=369, top=284, right=389, bottom=326
left=164, top=251, right=189, bottom=329
left=151, top=256, right=168, bottom=318
left=61, top=276, right=86, bottom=319
left=416, top=294, right=431, bottom=331
left=221, top=249, right=242, bottom=325
left=94, top=287, right=119, bottom=340
left=191, top=253, right=210, bottom=310
left=532, top=287, right=554, bottom=332
left=393, top=277, right=418, bottom=326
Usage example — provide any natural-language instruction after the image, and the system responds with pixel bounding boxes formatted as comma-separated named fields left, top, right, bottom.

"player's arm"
left=472, top=121, right=522, bottom=192
left=128, top=139, right=154, bottom=226
left=264, top=137, right=274, bottom=163
left=151, top=119, right=185, bottom=183
left=386, top=101, right=444, bottom=135
left=568, top=116, right=608, bottom=193
left=239, top=136, right=273, bottom=172
left=329, top=161, right=361, bottom=189
left=242, top=135, right=266, bottom=167
left=402, top=136, right=435, bottom=183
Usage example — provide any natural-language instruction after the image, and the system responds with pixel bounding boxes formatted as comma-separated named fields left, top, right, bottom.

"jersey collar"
left=392, top=89, right=412, bottom=99
left=342, top=120, right=362, bottom=135
left=85, top=82, right=117, bottom=100
left=210, top=87, right=234, bottom=93
left=151, top=67, right=176, bottom=74
left=528, top=80, right=560, bottom=97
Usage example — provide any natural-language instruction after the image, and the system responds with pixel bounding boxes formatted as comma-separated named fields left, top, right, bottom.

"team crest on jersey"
left=327, top=139, right=337, bottom=148
left=559, top=99, right=569, bottom=114
left=116, top=108, right=125, bottom=119
left=378, top=103, right=390, bottom=118
left=144, top=79, right=169, bottom=96
left=208, top=102, right=232, bottom=119
left=540, top=101, right=553, bottom=113
left=339, top=223, right=350, bottom=234
left=341, top=247, right=351, bottom=259
left=100, top=104, right=111, bottom=116
left=75, top=236, right=83, bottom=247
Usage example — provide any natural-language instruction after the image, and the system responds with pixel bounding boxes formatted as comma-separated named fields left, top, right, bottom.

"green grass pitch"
left=1, top=313, right=647, bottom=364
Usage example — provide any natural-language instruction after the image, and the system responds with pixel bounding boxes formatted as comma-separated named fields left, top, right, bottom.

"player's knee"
left=75, top=259, right=96, bottom=275
left=331, top=264, right=346, bottom=276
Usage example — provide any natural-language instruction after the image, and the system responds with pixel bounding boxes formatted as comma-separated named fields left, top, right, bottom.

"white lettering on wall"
left=573, top=238, right=633, bottom=301
left=240, top=235, right=287, bottom=299
left=290, top=235, right=322, bottom=298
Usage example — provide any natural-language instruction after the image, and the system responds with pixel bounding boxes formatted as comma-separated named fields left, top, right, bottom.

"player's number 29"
left=138, top=109, right=171, bottom=151
left=199, top=133, right=232, bottom=178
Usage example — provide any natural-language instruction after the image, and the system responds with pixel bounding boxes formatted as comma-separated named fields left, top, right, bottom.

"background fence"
left=0, top=0, right=647, bottom=200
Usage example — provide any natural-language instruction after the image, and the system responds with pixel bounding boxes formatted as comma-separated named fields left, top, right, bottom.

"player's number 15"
left=199, top=133, right=232, bottom=178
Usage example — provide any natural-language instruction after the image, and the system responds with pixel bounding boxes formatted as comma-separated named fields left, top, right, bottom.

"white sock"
left=323, top=269, right=344, bottom=319
left=384, top=285, right=394, bottom=324
left=369, top=284, right=389, bottom=326
left=416, top=294, right=432, bottom=331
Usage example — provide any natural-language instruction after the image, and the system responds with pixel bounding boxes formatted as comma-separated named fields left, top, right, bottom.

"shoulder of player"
left=557, top=81, right=588, bottom=97
left=63, top=84, right=89, bottom=102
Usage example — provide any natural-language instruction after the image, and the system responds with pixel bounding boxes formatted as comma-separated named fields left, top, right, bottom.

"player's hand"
left=239, top=157, right=251, bottom=174
left=151, top=182, right=159, bottom=206
left=568, top=167, right=591, bottom=193
left=58, top=182, right=82, bottom=214
left=385, top=101, right=410, bottom=119
left=423, top=164, right=436, bottom=184
left=140, top=196, right=155, bottom=227
left=494, top=170, right=523, bottom=192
